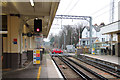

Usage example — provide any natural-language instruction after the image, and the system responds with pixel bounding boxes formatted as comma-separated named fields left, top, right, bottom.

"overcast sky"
left=44, top=0, right=120, bottom=42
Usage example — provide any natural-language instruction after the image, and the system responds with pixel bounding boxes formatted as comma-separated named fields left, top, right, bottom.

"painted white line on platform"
left=51, top=60, right=63, bottom=78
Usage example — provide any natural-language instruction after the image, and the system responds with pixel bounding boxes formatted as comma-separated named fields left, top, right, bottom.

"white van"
left=66, top=45, right=76, bottom=53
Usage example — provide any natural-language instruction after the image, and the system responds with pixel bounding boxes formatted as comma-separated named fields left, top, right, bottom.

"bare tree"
left=59, top=30, right=64, bottom=48
left=48, top=33, right=54, bottom=40
left=72, top=23, right=85, bottom=47
left=53, top=22, right=87, bottom=48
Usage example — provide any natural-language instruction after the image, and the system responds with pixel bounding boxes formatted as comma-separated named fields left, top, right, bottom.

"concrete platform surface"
left=82, top=54, right=120, bottom=65
left=2, top=54, right=63, bottom=80
left=40, top=54, right=62, bottom=78
left=2, top=62, right=40, bottom=79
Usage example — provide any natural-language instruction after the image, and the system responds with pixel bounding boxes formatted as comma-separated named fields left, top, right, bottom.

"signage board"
left=33, top=50, right=40, bottom=64
left=92, top=48, right=95, bottom=54
left=13, top=38, right=17, bottom=44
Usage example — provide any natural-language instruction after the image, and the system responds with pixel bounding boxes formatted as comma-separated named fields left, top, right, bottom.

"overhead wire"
left=93, top=4, right=118, bottom=19
left=54, top=0, right=119, bottom=26
left=66, top=0, right=80, bottom=15
left=90, top=2, right=113, bottom=16
left=92, top=0, right=119, bottom=19
left=62, top=0, right=74, bottom=15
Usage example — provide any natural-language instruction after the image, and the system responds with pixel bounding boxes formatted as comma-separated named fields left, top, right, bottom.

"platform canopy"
left=101, top=20, right=120, bottom=35
left=1, top=0, right=60, bottom=37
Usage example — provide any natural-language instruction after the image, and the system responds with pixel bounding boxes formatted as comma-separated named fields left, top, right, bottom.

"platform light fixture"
left=30, top=0, right=34, bottom=7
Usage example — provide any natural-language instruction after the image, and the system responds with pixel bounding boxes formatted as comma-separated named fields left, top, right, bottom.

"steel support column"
left=89, top=17, right=92, bottom=54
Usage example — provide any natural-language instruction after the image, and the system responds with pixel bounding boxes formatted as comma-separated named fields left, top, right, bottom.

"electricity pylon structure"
left=55, top=15, right=93, bottom=54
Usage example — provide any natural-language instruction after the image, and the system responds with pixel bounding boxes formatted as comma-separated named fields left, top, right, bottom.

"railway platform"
left=2, top=54, right=62, bottom=80
left=40, top=54, right=62, bottom=78
left=80, top=54, right=120, bottom=65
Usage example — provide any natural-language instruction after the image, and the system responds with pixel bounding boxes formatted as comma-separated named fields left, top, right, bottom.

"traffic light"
left=34, top=19, right=42, bottom=32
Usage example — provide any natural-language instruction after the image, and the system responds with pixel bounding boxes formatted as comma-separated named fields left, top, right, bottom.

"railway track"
left=52, top=56, right=119, bottom=80
left=72, top=56, right=120, bottom=78
left=67, top=57, right=120, bottom=79
left=58, top=56, right=95, bottom=80
left=77, top=55, right=120, bottom=74
left=52, top=56, right=82, bottom=80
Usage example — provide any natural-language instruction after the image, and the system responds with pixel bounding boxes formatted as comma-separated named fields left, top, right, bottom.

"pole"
left=58, top=36, right=60, bottom=49
left=111, top=34, right=113, bottom=55
left=79, top=30, right=80, bottom=48
left=112, top=0, right=115, bottom=22
left=71, top=33, right=72, bottom=45
left=89, top=17, right=92, bottom=54
left=64, top=33, right=66, bottom=50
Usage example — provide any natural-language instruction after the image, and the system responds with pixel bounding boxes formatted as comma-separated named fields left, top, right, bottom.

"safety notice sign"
left=33, top=50, right=40, bottom=64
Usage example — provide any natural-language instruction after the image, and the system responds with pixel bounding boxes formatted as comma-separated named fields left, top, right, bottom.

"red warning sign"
left=14, top=39, right=17, bottom=42
left=36, top=54, right=40, bottom=57
left=13, top=38, right=17, bottom=44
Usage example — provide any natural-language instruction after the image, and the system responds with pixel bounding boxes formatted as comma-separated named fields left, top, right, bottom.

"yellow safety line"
left=37, top=66, right=41, bottom=80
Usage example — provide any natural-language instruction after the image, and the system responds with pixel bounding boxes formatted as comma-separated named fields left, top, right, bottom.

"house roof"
left=94, top=26, right=100, bottom=32
left=85, top=26, right=100, bottom=32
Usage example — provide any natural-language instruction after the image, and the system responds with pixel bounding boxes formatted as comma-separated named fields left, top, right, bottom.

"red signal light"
left=36, top=28, right=40, bottom=32
left=34, top=19, right=42, bottom=32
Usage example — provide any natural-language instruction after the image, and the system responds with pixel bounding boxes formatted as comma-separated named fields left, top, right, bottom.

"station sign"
left=13, top=38, right=17, bottom=44
left=92, top=48, right=95, bottom=54
left=33, top=50, right=40, bottom=64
